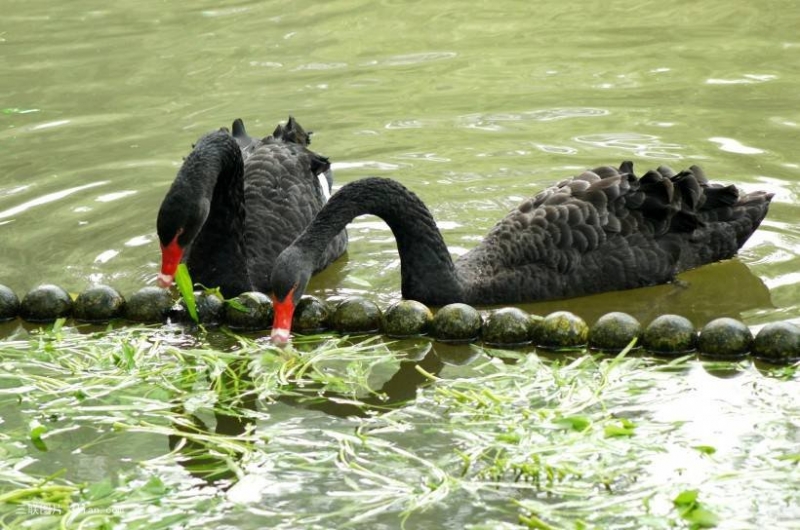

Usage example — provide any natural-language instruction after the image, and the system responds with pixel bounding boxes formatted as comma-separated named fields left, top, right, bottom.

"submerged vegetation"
left=0, top=321, right=797, bottom=529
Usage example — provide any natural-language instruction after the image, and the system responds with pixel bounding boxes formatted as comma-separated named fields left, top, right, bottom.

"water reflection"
left=168, top=357, right=257, bottom=483
left=275, top=341, right=443, bottom=419
left=168, top=342, right=446, bottom=483
left=520, top=259, right=773, bottom=327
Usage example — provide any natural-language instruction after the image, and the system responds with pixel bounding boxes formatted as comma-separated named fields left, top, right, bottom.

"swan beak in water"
left=157, top=272, right=174, bottom=289
left=158, top=234, right=184, bottom=289
left=270, top=289, right=297, bottom=344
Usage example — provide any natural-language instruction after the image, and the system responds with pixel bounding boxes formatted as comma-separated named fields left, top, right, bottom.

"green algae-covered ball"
left=331, top=297, right=382, bottom=334
left=186, top=291, right=224, bottom=325
left=537, top=311, right=588, bottom=349
left=431, top=303, right=482, bottom=343
left=528, top=314, right=544, bottom=344
left=589, top=312, right=642, bottom=352
left=0, top=284, right=20, bottom=322
left=74, top=285, right=126, bottom=322
left=19, top=284, right=73, bottom=322
left=223, top=291, right=272, bottom=330
left=125, top=287, right=174, bottom=323
left=293, top=295, right=331, bottom=333
left=643, top=314, right=696, bottom=355
left=752, top=322, right=800, bottom=365
left=697, top=318, right=753, bottom=359
left=482, top=307, right=533, bottom=346
left=382, top=300, right=433, bottom=337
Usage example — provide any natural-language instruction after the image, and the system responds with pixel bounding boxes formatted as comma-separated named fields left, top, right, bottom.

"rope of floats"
left=1, top=283, right=797, bottom=365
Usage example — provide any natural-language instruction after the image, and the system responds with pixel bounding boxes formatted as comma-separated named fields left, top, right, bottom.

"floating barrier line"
left=0, top=284, right=797, bottom=365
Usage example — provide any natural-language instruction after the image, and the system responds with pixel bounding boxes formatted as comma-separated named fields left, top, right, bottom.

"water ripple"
left=94, top=249, right=119, bottom=264
left=333, top=161, right=403, bottom=171
left=0, top=181, right=107, bottom=220
left=293, top=62, right=348, bottom=71
left=534, top=144, right=579, bottom=155
left=574, top=133, right=684, bottom=160
left=96, top=191, right=137, bottom=203
left=385, top=119, right=424, bottom=129
left=708, top=137, right=765, bottom=155
left=458, top=108, right=608, bottom=131
left=370, top=51, right=457, bottom=67
left=706, top=74, right=778, bottom=85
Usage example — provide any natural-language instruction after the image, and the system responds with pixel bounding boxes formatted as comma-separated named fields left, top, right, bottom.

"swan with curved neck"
left=269, top=162, right=773, bottom=341
left=156, top=117, right=347, bottom=298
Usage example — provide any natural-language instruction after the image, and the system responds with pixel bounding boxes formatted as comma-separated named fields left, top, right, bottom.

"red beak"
left=158, top=234, right=183, bottom=288
left=271, top=287, right=297, bottom=343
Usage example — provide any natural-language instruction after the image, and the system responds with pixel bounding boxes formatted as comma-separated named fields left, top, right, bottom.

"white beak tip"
left=270, top=328, right=291, bottom=344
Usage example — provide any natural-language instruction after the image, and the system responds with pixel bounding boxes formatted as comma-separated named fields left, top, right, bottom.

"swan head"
left=156, top=190, right=209, bottom=288
left=269, top=246, right=313, bottom=343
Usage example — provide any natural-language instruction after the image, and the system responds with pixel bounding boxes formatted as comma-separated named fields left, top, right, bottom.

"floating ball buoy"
left=331, top=297, right=382, bottom=333
left=482, top=307, right=533, bottom=346
left=179, top=291, right=224, bottom=325
left=19, top=284, right=73, bottom=322
left=589, top=312, right=642, bottom=352
left=125, top=287, right=174, bottom=323
left=3, top=279, right=800, bottom=364
left=697, top=318, right=752, bottom=359
left=293, top=295, right=331, bottom=333
left=431, top=303, right=482, bottom=342
left=0, top=284, right=20, bottom=322
left=74, top=285, right=126, bottom=322
left=642, top=314, right=696, bottom=355
left=223, top=291, right=272, bottom=330
left=537, top=311, right=588, bottom=349
left=382, top=300, right=433, bottom=337
left=752, top=322, right=800, bottom=364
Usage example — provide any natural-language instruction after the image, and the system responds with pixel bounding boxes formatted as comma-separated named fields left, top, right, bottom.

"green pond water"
left=1, top=0, right=799, bottom=528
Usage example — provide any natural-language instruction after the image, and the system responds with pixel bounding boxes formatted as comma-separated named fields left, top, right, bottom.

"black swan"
left=156, top=117, right=348, bottom=298
left=269, top=162, right=773, bottom=341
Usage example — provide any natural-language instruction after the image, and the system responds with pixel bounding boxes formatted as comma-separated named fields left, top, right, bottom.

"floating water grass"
left=0, top=323, right=797, bottom=528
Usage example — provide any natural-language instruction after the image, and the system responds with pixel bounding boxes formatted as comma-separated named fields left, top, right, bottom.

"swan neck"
left=296, top=178, right=465, bottom=304
left=182, top=132, right=250, bottom=294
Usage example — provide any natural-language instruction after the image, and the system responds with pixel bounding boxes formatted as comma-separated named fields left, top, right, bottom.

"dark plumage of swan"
left=156, top=117, right=347, bottom=298
left=269, top=161, right=773, bottom=341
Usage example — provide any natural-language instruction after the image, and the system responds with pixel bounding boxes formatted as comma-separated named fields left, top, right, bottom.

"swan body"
left=156, top=117, right=348, bottom=298
left=269, top=162, right=773, bottom=340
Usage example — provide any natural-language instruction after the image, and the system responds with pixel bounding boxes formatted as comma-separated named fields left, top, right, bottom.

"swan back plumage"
left=458, top=162, right=772, bottom=304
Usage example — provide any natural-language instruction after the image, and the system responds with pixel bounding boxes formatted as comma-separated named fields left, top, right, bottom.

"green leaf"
left=226, top=298, right=248, bottom=313
left=555, top=415, right=592, bottom=432
left=693, top=445, right=717, bottom=455
left=673, top=489, right=719, bottom=528
left=175, top=263, right=199, bottom=323
left=519, top=514, right=557, bottom=530
left=29, top=420, right=48, bottom=451
left=87, top=478, right=115, bottom=500
left=51, top=318, right=66, bottom=334
left=142, top=476, right=168, bottom=496
left=604, top=418, right=636, bottom=437
left=496, top=432, right=521, bottom=444
left=686, top=507, right=720, bottom=528
left=673, top=489, right=699, bottom=506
